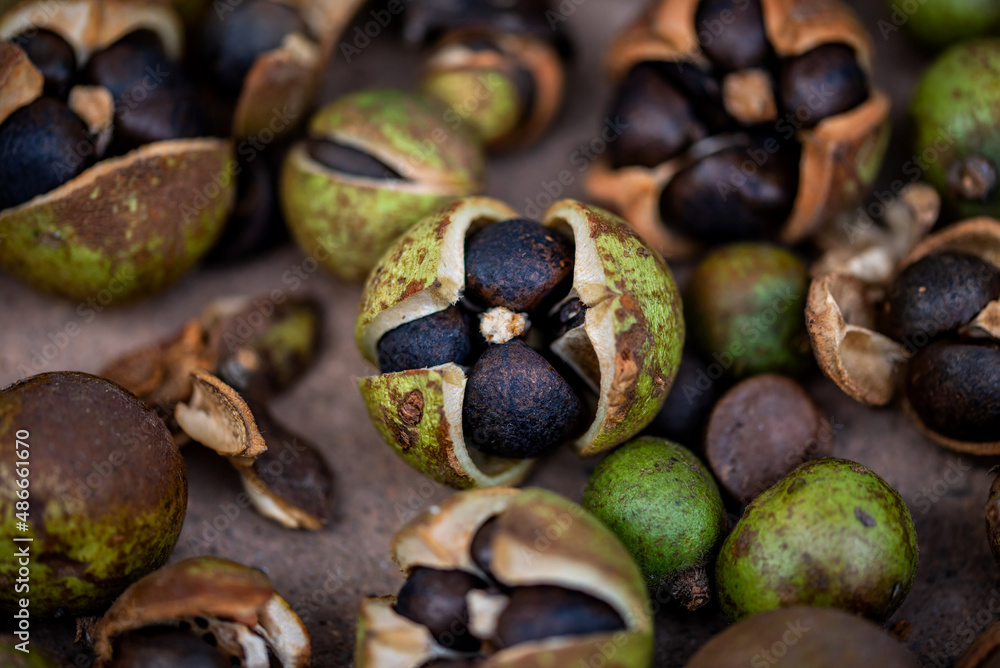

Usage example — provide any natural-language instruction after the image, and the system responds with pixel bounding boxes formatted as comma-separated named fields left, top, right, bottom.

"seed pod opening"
left=355, top=197, right=683, bottom=488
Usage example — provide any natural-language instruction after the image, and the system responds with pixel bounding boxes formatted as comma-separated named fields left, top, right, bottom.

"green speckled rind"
left=0, top=372, right=187, bottom=616
left=281, top=155, right=460, bottom=282
left=548, top=200, right=684, bottom=455
left=582, top=438, right=726, bottom=590
left=308, top=89, right=485, bottom=185
left=911, top=39, right=1000, bottom=219
left=686, top=243, right=810, bottom=379
left=895, top=0, right=1000, bottom=49
left=422, top=68, right=521, bottom=147
left=0, top=139, right=233, bottom=302
left=716, top=458, right=918, bottom=623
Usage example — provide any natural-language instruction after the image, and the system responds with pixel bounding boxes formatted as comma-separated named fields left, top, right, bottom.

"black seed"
left=663, top=62, right=735, bottom=133
left=695, top=0, right=770, bottom=71
left=462, top=340, right=582, bottom=459
left=420, top=660, right=480, bottom=668
left=395, top=567, right=486, bottom=652
left=464, top=219, right=574, bottom=312
left=608, top=64, right=707, bottom=169
left=112, top=626, right=229, bottom=668
left=0, top=97, right=93, bottom=210
left=879, top=252, right=1000, bottom=342
left=496, top=586, right=625, bottom=647
left=110, top=85, right=208, bottom=152
left=200, top=0, right=307, bottom=96
left=470, top=516, right=499, bottom=577
left=13, top=29, right=76, bottom=98
left=202, top=632, right=217, bottom=647
left=378, top=306, right=472, bottom=373
left=660, top=140, right=799, bottom=243
left=84, top=31, right=172, bottom=100
left=907, top=340, right=1000, bottom=443
left=646, top=353, right=721, bottom=447
left=557, top=298, right=587, bottom=335
left=778, top=43, right=868, bottom=128
left=307, top=139, right=404, bottom=180
left=206, top=155, right=287, bottom=265
left=194, top=616, right=209, bottom=629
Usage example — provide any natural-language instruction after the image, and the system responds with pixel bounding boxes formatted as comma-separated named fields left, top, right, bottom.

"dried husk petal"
left=175, top=369, right=267, bottom=458
left=0, top=41, right=41, bottom=124
left=355, top=197, right=683, bottom=488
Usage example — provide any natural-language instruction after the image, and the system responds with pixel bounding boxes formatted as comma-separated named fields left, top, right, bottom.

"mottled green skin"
left=0, top=373, right=187, bottom=616
left=0, top=638, right=60, bottom=666
left=716, top=458, right=918, bottom=622
left=582, top=438, right=726, bottom=591
left=912, top=39, right=1000, bottom=219
left=282, top=89, right=485, bottom=281
left=0, top=141, right=234, bottom=302
left=891, top=0, right=1000, bottom=49
left=422, top=68, right=521, bottom=147
left=686, top=243, right=810, bottom=379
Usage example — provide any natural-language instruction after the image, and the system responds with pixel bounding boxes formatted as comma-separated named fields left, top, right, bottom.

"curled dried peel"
left=358, top=488, right=653, bottom=668
left=901, top=217, right=1000, bottom=272
left=176, top=369, right=267, bottom=458
left=901, top=395, right=1000, bottom=456
left=0, top=41, right=41, bottom=124
left=806, top=273, right=907, bottom=405
left=356, top=197, right=682, bottom=487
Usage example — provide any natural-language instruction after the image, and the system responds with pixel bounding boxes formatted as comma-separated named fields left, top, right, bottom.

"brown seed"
left=13, top=29, right=76, bottom=98
left=112, top=626, right=229, bottom=668
left=705, top=374, right=828, bottom=503
left=469, top=516, right=499, bottom=577
left=695, top=0, right=771, bottom=71
left=778, top=43, right=868, bottom=128
left=395, top=567, right=487, bottom=652
left=377, top=306, right=472, bottom=373
left=646, top=353, right=720, bottom=448
left=495, top=586, right=625, bottom=647
left=307, top=139, right=404, bottom=180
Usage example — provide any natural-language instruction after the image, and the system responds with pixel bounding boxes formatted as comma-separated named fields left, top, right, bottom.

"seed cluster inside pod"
left=0, top=23, right=208, bottom=210
left=375, top=217, right=590, bottom=460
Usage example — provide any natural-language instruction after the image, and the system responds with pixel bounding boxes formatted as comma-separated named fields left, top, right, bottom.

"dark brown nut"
left=12, top=29, right=75, bottom=97
left=705, top=373, right=829, bottom=503
left=608, top=63, right=707, bottom=170
left=205, top=154, right=287, bottom=266
left=645, top=352, right=721, bottom=447
left=0, top=96, right=94, bottom=209
left=88, top=557, right=310, bottom=668
left=0, top=372, right=186, bottom=616
left=395, top=567, right=488, bottom=652
left=906, top=340, right=1000, bottom=444
left=111, top=626, right=230, bottom=668
left=307, top=138, right=405, bottom=180
left=587, top=0, right=890, bottom=259
left=494, top=586, right=625, bottom=647
left=695, top=0, right=770, bottom=71
left=462, top=339, right=583, bottom=459
left=464, top=218, right=573, bottom=312
left=878, top=251, right=1000, bottom=343
left=356, top=488, right=652, bottom=668
left=378, top=305, right=472, bottom=374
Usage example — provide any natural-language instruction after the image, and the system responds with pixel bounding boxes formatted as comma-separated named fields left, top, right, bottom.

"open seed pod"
left=585, top=0, right=890, bottom=259
left=281, top=88, right=486, bottom=282
left=0, top=0, right=234, bottom=301
left=355, top=197, right=684, bottom=489
left=87, top=556, right=310, bottom=668
left=808, top=217, right=1000, bottom=453
left=356, top=487, right=653, bottom=668
left=175, top=369, right=333, bottom=529
left=197, top=0, right=364, bottom=138
left=417, top=0, right=568, bottom=151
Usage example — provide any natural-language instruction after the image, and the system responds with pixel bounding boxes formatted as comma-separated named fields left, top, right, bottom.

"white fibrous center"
left=480, top=307, right=529, bottom=345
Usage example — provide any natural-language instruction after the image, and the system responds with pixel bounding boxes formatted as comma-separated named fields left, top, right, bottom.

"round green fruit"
left=911, top=39, right=1000, bottom=219
left=716, top=458, right=918, bottom=622
left=891, top=0, right=1000, bottom=49
left=686, top=243, right=810, bottom=379
left=582, top=437, right=726, bottom=610
left=0, top=372, right=187, bottom=616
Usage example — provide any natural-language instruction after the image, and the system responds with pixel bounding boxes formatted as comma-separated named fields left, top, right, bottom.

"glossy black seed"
left=660, top=141, right=799, bottom=243
left=608, top=64, right=707, bottom=169
left=307, top=139, right=404, bottom=180
left=470, top=516, right=499, bottom=577
left=665, top=62, right=735, bottom=133
left=906, top=340, right=1000, bottom=442
left=879, top=252, right=1000, bottom=342
left=84, top=31, right=172, bottom=100
left=0, top=97, right=93, bottom=210
left=496, top=586, right=625, bottom=647
left=465, top=219, right=574, bottom=312
left=200, top=0, right=306, bottom=96
left=110, top=85, right=208, bottom=152
left=206, top=155, right=287, bottom=265
left=14, top=29, right=76, bottom=98
left=112, top=626, right=229, bottom=668
left=695, top=0, right=770, bottom=71
left=395, top=567, right=486, bottom=652
left=778, top=43, right=868, bottom=128
left=646, top=353, right=721, bottom=447
left=462, top=340, right=582, bottom=459
left=378, top=306, right=472, bottom=373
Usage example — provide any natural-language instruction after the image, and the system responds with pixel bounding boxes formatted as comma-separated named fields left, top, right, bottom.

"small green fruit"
left=911, top=39, right=1000, bottom=220
left=716, top=458, right=918, bottom=622
left=890, top=0, right=1000, bottom=49
left=280, top=89, right=486, bottom=282
left=686, top=242, right=810, bottom=379
left=582, top=437, right=727, bottom=610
